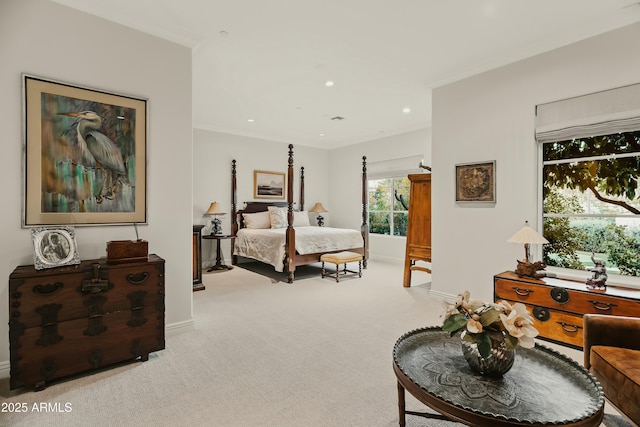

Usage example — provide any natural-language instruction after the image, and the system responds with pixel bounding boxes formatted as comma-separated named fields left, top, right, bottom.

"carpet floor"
left=0, top=259, right=632, bottom=427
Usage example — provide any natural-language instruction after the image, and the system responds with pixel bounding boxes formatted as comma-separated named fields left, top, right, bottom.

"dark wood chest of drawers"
left=9, top=254, right=165, bottom=390
left=494, top=271, right=640, bottom=348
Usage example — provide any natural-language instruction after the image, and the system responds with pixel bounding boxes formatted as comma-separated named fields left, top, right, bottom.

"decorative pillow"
left=243, top=211, right=271, bottom=229
left=268, top=206, right=288, bottom=228
left=294, top=211, right=310, bottom=227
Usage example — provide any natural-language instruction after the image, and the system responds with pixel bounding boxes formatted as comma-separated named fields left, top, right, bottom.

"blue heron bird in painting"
left=59, top=111, right=126, bottom=203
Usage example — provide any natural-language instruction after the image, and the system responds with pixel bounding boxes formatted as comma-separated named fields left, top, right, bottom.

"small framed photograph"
left=455, top=161, right=496, bottom=203
left=31, top=226, right=81, bottom=270
left=254, top=170, right=286, bottom=199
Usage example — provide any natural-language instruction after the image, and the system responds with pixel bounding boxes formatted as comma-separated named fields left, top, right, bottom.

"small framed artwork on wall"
left=254, top=170, right=286, bottom=199
left=455, top=161, right=496, bottom=203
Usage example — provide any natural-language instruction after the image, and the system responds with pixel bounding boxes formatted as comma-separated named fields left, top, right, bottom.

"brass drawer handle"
left=512, top=287, right=532, bottom=297
left=557, top=321, right=583, bottom=333
left=588, top=300, right=617, bottom=311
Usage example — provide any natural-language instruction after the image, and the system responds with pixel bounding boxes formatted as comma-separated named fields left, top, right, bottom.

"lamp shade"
left=205, top=202, right=226, bottom=216
left=309, top=202, right=328, bottom=213
left=507, top=221, right=548, bottom=244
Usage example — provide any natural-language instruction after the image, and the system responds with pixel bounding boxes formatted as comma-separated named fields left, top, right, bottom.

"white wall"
left=329, top=128, right=431, bottom=266
left=0, top=0, right=193, bottom=376
left=431, top=22, right=640, bottom=302
left=193, top=129, right=330, bottom=266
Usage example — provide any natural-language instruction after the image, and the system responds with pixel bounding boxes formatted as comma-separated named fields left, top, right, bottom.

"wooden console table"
left=494, top=271, right=640, bottom=348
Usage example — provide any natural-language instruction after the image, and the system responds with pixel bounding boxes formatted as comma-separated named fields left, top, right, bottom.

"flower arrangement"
left=442, top=291, right=539, bottom=359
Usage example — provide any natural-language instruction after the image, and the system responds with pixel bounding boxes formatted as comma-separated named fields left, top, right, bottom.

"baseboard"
left=368, top=254, right=403, bottom=264
left=0, top=319, right=196, bottom=380
left=166, top=318, right=195, bottom=336
left=0, top=360, right=9, bottom=380
left=428, top=289, right=456, bottom=300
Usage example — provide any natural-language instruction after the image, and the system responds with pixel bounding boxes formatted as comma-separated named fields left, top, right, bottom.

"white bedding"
left=234, top=227, right=363, bottom=272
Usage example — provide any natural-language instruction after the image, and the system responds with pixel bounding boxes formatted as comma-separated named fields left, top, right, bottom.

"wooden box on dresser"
left=9, top=254, right=165, bottom=391
left=494, top=270, right=640, bottom=349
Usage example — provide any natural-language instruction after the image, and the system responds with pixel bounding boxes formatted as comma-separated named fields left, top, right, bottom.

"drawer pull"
left=33, top=282, right=64, bottom=295
left=532, top=306, right=550, bottom=321
left=82, top=264, right=110, bottom=293
left=550, top=287, right=570, bottom=304
left=127, top=272, right=149, bottom=284
left=513, top=287, right=533, bottom=297
left=557, top=321, right=582, bottom=333
left=588, top=300, right=617, bottom=311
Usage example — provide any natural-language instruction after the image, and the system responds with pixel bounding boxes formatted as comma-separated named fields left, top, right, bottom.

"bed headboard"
left=236, top=201, right=287, bottom=229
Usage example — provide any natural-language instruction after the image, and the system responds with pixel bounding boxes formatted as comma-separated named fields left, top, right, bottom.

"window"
left=536, top=84, right=640, bottom=285
left=368, top=176, right=410, bottom=236
left=541, top=131, right=640, bottom=279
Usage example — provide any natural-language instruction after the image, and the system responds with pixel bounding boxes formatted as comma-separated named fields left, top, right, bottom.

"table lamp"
left=205, top=202, right=226, bottom=236
left=309, top=202, right=328, bottom=227
left=507, top=220, right=549, bottom=278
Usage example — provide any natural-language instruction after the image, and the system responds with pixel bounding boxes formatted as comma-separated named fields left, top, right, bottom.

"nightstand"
left=202, top=234, right=234, bottom=272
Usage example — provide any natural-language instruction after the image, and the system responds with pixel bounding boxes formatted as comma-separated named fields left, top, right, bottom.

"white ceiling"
left=51, top=0, right=640, bottom=149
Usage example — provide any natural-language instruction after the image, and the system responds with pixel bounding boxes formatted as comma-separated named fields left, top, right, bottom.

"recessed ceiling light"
left=402, top=107, right=411, bottom=114
left=319, top=133, right=325, bottom=137
left=325, top=81, right=334, bottom=87
left=247, top=119, right=255, bottom=122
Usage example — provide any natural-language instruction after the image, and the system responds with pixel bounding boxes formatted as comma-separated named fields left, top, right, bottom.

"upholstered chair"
left=583, top=314, right=640, bottom=426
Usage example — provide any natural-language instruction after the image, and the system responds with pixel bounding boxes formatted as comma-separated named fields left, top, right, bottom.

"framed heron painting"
left=22, top=74, right=147, bottom=226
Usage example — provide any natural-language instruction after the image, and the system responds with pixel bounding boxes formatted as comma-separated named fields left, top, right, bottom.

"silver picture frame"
left=31, top=226, right=81, bottom=270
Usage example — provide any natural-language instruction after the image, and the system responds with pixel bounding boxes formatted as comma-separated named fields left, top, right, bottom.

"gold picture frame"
left=455, top=161, right=496, bottom=203
left=253, top=170, right=286, bottom=199
left=31, top=226, right=80, bottom=270
left=23, top=74, right=147, bottom=226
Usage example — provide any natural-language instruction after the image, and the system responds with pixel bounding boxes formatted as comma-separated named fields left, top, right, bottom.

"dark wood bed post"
left=362, top=156, right=369, bottom=268
left=231, top=159, right=238, bottom=265
left=300, top=166, right=305, bottom=211
left=286, top=144, right=296, bottom=283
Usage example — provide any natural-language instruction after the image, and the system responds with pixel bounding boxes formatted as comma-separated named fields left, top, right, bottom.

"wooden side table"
left=202, top=234, right=234, bottom=272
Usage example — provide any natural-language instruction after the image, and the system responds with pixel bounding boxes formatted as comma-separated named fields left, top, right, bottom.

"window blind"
left=367, top=155, right=425, bottom=180
left=535, top=83, right=640, bottom=143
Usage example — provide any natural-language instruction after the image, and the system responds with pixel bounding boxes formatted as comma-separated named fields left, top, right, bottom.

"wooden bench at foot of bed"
left=320, top=251, right=363, bottom=282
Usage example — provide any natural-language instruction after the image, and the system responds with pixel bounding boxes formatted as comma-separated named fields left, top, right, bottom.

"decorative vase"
left=460, top=330, right=516, bottom=377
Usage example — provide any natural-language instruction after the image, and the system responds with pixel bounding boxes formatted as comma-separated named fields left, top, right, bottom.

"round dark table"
left=202, top=234, right=234, bottom=272
left=393, top=327, right=604, bottom=427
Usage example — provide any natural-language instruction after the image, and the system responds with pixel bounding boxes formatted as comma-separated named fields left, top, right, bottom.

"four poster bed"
left=231, top=144, right=369, bottom=283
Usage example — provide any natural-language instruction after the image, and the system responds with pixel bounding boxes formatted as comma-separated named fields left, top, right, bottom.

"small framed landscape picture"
left=254, top=170, right=285, bottom=199
left=455, top=161, right=496, bottom=203
left=31, top=226, right=81, bottom=270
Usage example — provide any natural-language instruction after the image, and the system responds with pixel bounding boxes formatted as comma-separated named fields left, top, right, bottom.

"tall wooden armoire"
left=403, top=173, right=432, bottom=287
